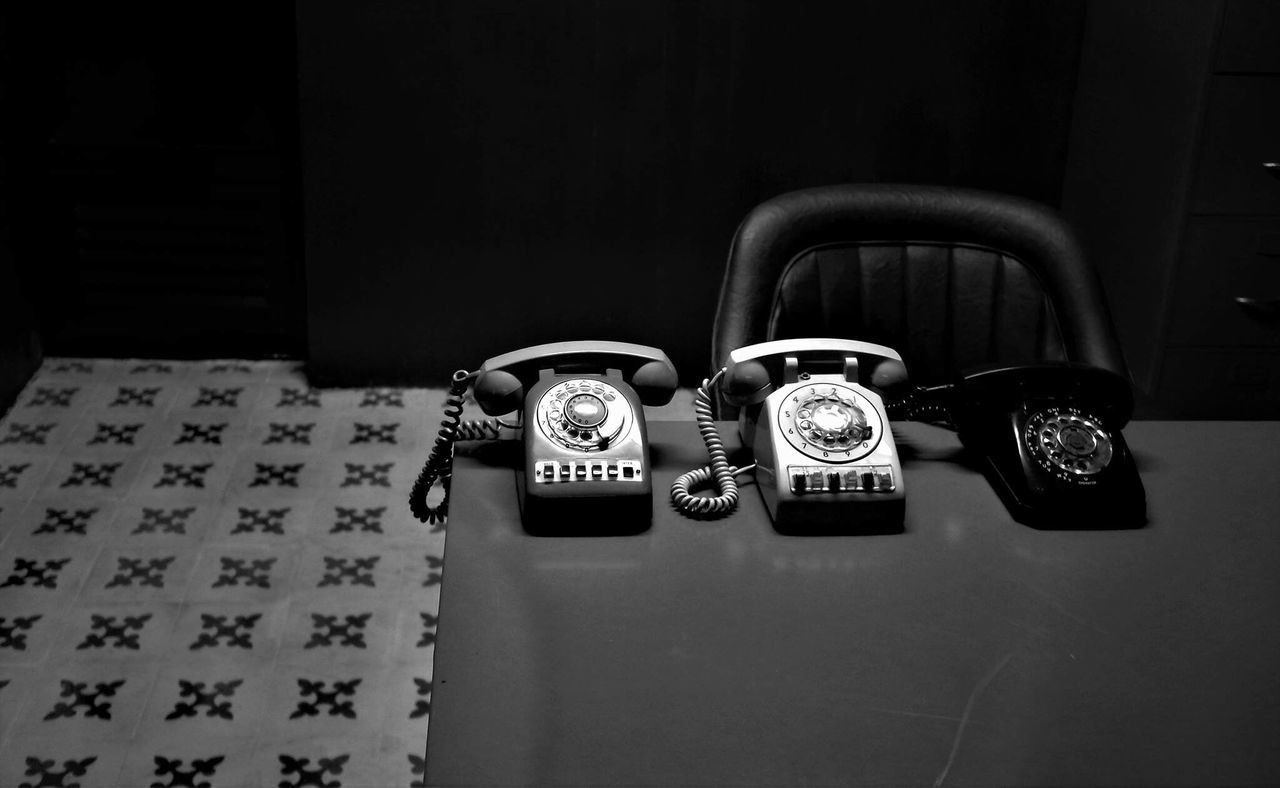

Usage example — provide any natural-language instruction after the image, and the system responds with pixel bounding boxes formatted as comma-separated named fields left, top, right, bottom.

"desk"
left=425, top=421, right=1280, bottom=787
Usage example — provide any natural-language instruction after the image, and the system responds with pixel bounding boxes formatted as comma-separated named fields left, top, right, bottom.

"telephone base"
left=765, top=496, right=906, bottom=536
left=747, top=367, right=907, bottom=536
left=516, top=473, right=652, bottom=536
left=981, top=461, right=1146, bottom=530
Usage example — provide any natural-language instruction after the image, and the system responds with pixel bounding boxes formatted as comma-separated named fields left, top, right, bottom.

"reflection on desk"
left=425, top=420, right=1280, bottom=787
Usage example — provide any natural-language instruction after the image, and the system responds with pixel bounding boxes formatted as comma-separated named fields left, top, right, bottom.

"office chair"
left=710, top=183, right=1129, bottom=417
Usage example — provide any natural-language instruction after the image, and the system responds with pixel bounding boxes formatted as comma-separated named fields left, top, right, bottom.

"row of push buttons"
left=535, top=460, right=643, bottom=483
left=789, top=465, right=895, bottom=494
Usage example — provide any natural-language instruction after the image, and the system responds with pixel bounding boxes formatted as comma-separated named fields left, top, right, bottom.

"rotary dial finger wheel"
left=538, top=378, right=631, bottom=452
left=1025, top=408, right=1113, bottom=476
left=779, top=384, right=882, bottom=462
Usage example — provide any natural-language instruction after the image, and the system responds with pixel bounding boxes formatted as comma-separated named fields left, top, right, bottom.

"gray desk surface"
left=425, top=421, right=1280, bottom=787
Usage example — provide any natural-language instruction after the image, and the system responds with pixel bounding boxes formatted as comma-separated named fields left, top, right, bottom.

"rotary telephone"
left=409, top=341, right=678, bottom=534
left=897, top=362, right=1147, bottom=528
left=671, top=338, right=910, bottom=534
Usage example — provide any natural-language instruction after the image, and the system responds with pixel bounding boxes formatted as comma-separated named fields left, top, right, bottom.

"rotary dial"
left=1024, top=407, right=1113, bottom=476
left=779, top=384, right=881, bottom=462
left=537, top=378, right=630, bottom=452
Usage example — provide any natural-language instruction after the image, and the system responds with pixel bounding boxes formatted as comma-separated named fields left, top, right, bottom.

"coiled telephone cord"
left=409, top=370, right=514, bottom=525
left=670, top=370, right=755, bottom=517
left=886, top=384, right=955, bottom=426
left=454, top=417, right=506, bottom=441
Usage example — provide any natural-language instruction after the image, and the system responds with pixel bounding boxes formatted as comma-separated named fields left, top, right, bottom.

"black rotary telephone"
left=898, top=362, right=1147, bottom=528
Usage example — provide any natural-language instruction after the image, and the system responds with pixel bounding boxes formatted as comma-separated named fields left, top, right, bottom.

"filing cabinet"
left=1167, top=219, right=1280, bottom=348
left=1190, top=78, right=1280, bottom=215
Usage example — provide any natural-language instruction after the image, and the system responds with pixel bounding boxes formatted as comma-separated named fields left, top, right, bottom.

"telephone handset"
left=409, top=341, right=678, bottom=534
left=925, top=362, right=1146, bottom=528
left=672, top=338, right=910, bottom=534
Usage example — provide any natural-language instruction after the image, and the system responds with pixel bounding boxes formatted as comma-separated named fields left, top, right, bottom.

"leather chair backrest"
left=770, top=240, right=1064, bottom=378
left=712, top=184, right=1128, bottom=414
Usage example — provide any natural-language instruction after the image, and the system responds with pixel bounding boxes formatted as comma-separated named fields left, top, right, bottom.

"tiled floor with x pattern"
left=0, top=359, right=445, bottom=787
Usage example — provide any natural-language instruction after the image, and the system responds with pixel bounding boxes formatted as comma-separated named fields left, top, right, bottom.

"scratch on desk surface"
left=1021, top=582, right=1110, bottom=635
left=933, top=652, right=1014, bottom=788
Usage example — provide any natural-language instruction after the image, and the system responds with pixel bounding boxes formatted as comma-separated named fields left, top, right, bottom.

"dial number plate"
left=537, top=378, right=631, bottom=452
left=1024, top=407, right=1113, bottom=477
left=778, top=384, right=882, bottom=462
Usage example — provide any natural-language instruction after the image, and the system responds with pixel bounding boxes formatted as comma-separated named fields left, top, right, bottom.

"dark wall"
left=299, top=0, right=1086, bottom=385
left=2, top=4, right=305, bottom=360
left=1, top=10, right=43, bottom=411
left=1, top=224, right=43, bottom=415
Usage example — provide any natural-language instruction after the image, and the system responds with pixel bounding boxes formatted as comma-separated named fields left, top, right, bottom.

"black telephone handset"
left=672, top=338, right=910, bottom=534
left=940, top=363, right=1147, bottom=528
left=410, top=341, right=678, bottom=535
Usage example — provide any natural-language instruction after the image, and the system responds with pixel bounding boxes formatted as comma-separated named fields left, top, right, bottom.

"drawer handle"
left=1267, top=162, right=1280, bottom=181
left=1235, top=296, right=1280, bottom=321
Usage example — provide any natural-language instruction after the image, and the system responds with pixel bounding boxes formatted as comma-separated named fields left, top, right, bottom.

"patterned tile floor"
left=0, top=358, right=448, bottom=788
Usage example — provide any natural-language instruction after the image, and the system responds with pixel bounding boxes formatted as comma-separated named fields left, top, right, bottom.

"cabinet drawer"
left=1190, top=76, right=1280, bottom=214
left=1215, top=0, right=1280, bottom=75
left=1168, top=217, right=1280, bottom=346
left=1156, top=348, right=1280, bottom=418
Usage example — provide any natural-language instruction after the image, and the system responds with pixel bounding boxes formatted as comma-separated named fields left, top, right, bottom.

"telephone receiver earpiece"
left=868, top=357, right=909, bottom=394
left=629, top=359, right=679, bottom=407
left=722, top=359, right=772, bottom=407
left=474, top=369, right=524, bottom=416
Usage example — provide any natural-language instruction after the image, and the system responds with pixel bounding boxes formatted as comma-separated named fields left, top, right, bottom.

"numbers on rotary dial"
left=780, top=384, right=880, bottom=462
left=538, top=378, right=630, bottom=452
left=1024, top=407, right=1113, bottom=478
